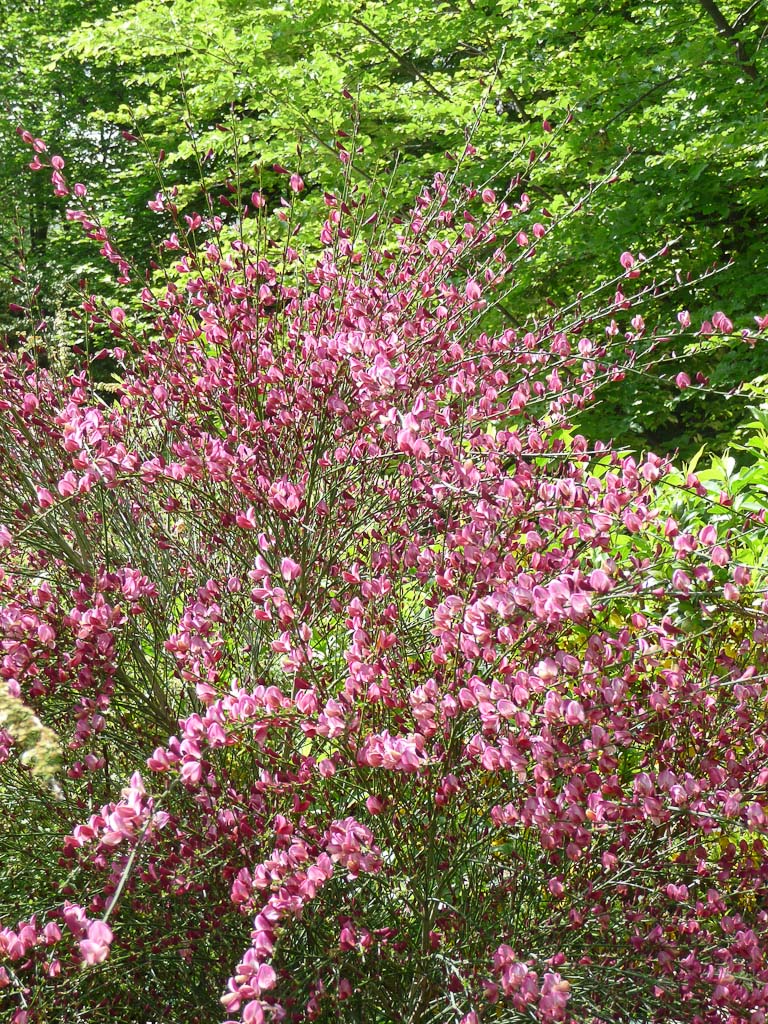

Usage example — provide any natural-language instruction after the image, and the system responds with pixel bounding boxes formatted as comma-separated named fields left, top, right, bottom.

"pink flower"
left=255, top=963, right=277, bottom=992
left=465, top=279, right=482, bottom=302
left=588, top=568, right=612, bottom=593
left=242, top=1001, right=265, bottom=1024
left=619, top=251, right=635, bottom=270
left=733, top=564, right=751, bottom=585
left=280, top=557, right=302, bottom=581
left=711, top=545, right=729, bottom=566
left=564, top=700, right=585, bottom=725
left=236, top=507, right=258, bottom=529
left=35, top=486, right=55, bottom=509
left=712, top=310, right=734, bottom=334
left=699, top=524, right=717, bottom=545
left=79, top=920, right=114, bottom=965
left=57, top=471, right=77, bottom=497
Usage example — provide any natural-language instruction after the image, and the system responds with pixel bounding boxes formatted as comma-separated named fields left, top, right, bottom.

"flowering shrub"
left=1, top=129, right=768, bottom=1024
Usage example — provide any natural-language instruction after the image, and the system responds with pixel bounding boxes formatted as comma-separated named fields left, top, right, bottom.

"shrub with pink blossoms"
left=0, top=133, right=768, bottom=1024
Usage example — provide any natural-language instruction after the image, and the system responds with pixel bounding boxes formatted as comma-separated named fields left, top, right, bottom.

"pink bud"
left=366, top=795, right=384, bottom=815
left=289, top=173, right=305, bottom=193
left=675, top=372, right=691, bottom=390
left=548, top=877, right=565, bottom=897
left=619, top=251, right=635, bottom=270
left=481, top=188, right=496, bottom=203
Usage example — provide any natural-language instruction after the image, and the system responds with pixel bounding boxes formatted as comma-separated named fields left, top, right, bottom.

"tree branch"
left=696, top=0, right=759, bottom=78
left=698, top=0, right=734, bottom=34
left=348, top=15, right=451, bottom=100
left=596, top=70, right=686, bottom=134
left=733, top=0, right=765, bottom=33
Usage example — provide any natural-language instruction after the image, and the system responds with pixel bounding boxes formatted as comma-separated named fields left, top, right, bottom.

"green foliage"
left=0, top=1, right=146, bottom=312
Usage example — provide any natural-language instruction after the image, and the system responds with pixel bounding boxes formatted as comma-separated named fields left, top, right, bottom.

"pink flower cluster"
left=1, top=128, right=768, bottom=1022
